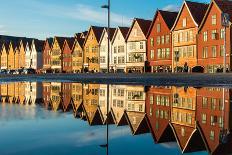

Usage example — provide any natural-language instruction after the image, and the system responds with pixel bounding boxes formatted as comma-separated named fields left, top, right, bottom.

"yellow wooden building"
left=72, top=37, right=85, bottom=73
left=1, top=42, right=10, bottom=69
left=83, top=26, right=104, bottom=72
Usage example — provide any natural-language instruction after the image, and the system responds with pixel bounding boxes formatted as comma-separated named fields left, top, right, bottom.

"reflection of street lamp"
left=101, top=0, right=110, bottom=73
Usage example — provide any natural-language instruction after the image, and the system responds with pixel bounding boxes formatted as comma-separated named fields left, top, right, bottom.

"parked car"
left=0, top=69, right=7, bottom=74
left=22, top=68, right=36, bottom=74
left=7, top=70, right=16, bottom=74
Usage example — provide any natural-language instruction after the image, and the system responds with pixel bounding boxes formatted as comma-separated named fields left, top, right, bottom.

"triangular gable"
left=111, top=27, right=130, bottom=45
left=199, top=0, right=232, bottom=32
left=171, top=1, right=208, bottom=31
left=126, top=18, right=152, bottom=41
left=83, top=26, right=105, bottom=46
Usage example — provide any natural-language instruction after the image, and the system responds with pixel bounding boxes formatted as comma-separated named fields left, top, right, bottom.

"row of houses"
left=1, top=82, right=232, bottom=154
left=0, top=0, right=232, bottom=73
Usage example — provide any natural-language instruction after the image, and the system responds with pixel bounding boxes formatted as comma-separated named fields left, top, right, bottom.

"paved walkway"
left=0, top=73, right=232, bottom=86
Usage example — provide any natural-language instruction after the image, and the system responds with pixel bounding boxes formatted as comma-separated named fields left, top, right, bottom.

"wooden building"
left=147, top=10, right=177, bottom=72
left=83, top=26, right=105, bottom=72
left=198, top=0, right=232, bottom=73
left=126, top=18, right=152, bottom=73
left=171, top=1, right=208, bottom=72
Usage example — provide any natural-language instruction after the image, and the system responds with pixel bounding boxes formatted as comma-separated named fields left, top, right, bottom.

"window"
left=203, top=31, right=208, bottom=42
left=211, top=115, right=217, bottom=126
left=129, top=42, right=136, bottom=50
left=150, top=95, right=154, bottom=104
left=220, top=28, right=225, bottom=39
left=212, top=30, right=217, bottom=40
left=150, top=50, right=154, bottom=59
left=219, top=117, right=223, bottom=128
left=157, top=23, right=161, bottom=32
left=166, top=35, right=170, bottom=44
left=140, top=42, right=144, bottom=49
left=118, top=46, right=124, bottom=53
left=203, top=47, right=208, bottom=58
left=211, top=98, right=216, bottom=110
left=114, top=57, right=117, bottom=64
left=202, top=114, right=207, bottom=124
left=210, top=130, right=215, bottom=140
left=157, top=36, right=161, bottom=45
left=166, top=48, right=170, bottom=58
left=212, top=15, right=217, bottom=25
left=157, top=49, right=161, bottom=59
left=150, top=38, right=154, bottom=46
left=180, top=32, right=183, bottom=42
left=189, top=31, right=193, bottom=41
left=114, top=46, right=117, bottom=53
left=183, top=18, right=187, bottom=27
left=212, top=46, right=217, bottom=57
left=202, top=97, right=207, bottom=108
left=161, top=36, right=165, bottom=44
left=220, top=45, right=225, bottom=56
left=100, top=56, right=105, bottom=63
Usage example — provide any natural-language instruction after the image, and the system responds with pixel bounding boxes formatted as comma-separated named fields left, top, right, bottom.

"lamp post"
left=101, top=0, right=110, bottom=73
left=101, top=1, right=110, bottom=155
left=221, top=13, right=230, bottom=73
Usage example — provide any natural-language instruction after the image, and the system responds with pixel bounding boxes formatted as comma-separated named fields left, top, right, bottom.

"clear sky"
left=0, top=0, right=209, bottom=40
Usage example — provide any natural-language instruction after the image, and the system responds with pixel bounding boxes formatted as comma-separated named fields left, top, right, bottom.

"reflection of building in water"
left=18, top=82, right=25, bottom=104
left=110, top=85, right=127, bottom=126
left=1, top=83, right=8, bottom=103
left=146, top=86, right=175, bottom=143
left=42, top=82, right=51, bottom=109
left=99, top=84, right=112, bottom=124
left=71, top=83, right=83, bottom=117
left=8, top=82, right=15, bottom=103
left=25, top=82, right=42, bottom=106
left=196, top=87, right=232, bottom=155
left=170, top=86, right=205, bottom=153
left=125, top=85, right=149, bottom=135
left=62, top=83, right=72, bottom=112
left=50, top=82, right=62, bottom=111
left=82, top=84, right=103, bottom=125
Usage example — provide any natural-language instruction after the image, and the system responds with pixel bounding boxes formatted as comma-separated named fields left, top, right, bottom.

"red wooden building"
left=42, top=38, right=53, bottom=73
left=198, top=0, right=232, bottom=73
left=147, top=10, right=177, bottom=72
left=62, top=38, right=75, bottom=73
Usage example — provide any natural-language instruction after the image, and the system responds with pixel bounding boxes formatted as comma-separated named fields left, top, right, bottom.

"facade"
left=83, top=26, right=105, bottom=72
left=198, top=0, right=232, bottom=73
left=43, top=38, right=53, bottom=72
left=51, top=37, right=69, bottom=73
left=62, top=38, right=75, bottom=73
left=31, top=39, right=44, bottom=71
left=99, top=28, right=116, bottom=72
left=147, top=10, right=178, bottom=72
left=61, top=83, right=72, bottom=111
left=111, top=27, right=130, bottom=73
left=1, top=42, right=10, bottom=69
left=171, top=1, right=208, bottom=72
left=50, top=82, right=62, bottom=111
left=25, top=41, right=32, bottom=69
left=8, top=41, right=17, bottom=70
left=126, top=18, right=152, bottom=73
left=19, top=39, right=30, bottom=69
left=71, top=83, right=83, bottom=116
left=145, top=86, right=174, bottom=142
left=42, top=82, right=51, bottom=109
left=72, top=36, right=85, bottom=73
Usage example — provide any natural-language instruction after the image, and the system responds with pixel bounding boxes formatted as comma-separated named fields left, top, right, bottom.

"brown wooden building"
left=147, top=10, right=177, bottom=72
left=198, top=0, right=232, bottom=73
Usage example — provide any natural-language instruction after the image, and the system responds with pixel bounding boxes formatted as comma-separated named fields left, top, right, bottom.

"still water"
left=0, top=82, right=231, bottom=155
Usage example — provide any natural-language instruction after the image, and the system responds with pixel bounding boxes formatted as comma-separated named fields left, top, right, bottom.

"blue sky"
left=0, top=0, right=209, bottom=40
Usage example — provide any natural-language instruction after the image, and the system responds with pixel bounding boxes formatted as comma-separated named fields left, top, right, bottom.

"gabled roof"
left=33, top=39, right=45, bottom=52
left=199, top=0, right=232, bottom=31
left=172, top=0, right=208, bottom=30
left=111, top=27, right=130, bottom=44
left=20, top=38, right=34, bottom=49
left=63, top=38, right=75, bottom=51
left=126, top=18, right=152, bottom=41
left=99, top=27, right=116, bottom=44
left=84, top=26, right=105, bottom=46
left=54, top=36, right=71, bottom=50
left=147, top=10, right=178, bottom=38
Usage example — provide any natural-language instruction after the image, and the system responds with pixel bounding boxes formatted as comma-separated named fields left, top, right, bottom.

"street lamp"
left=221, top=13, right=230, bottom=73
left=101, top=0, right=110, bottom=73
left=101, top=2, right=110, bottom=155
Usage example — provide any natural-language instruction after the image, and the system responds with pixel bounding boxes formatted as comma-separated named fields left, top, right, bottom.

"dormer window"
left=182, top=18, right=187, bottom=27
